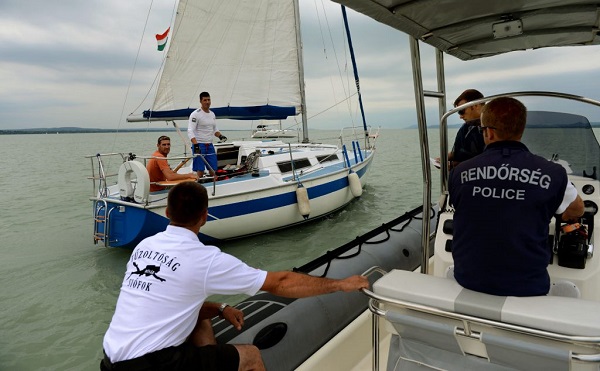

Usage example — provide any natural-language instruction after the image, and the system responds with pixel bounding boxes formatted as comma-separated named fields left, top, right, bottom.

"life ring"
left=118, top=161, right=150, bottom=204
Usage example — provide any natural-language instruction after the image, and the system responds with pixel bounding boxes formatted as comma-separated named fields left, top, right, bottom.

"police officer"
left=436, top=89, right=486, bottom=169
left=449, top=89, right=486, bottom=167
left=449, top=97, right=584, bottom=296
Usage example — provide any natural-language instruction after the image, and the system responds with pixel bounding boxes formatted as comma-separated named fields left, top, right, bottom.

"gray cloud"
left=0, top=1, right=599, bottom=130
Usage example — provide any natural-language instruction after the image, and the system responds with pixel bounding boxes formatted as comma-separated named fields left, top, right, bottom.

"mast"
left=293, top=0, right=309, bottom=143
left=341, top=5, right=369, bottom=140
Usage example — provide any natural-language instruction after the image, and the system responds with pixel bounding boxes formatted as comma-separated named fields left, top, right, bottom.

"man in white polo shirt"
left=102, top=182, right=369, bottom=371
left=187, top=91, right=227, bottom=179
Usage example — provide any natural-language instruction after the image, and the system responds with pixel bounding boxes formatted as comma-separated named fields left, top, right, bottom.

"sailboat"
left=250, top=121, right=299, bottom=139
left=87, top=0, right=377, bottom=248
left=201, top=1, right=600, bottom=370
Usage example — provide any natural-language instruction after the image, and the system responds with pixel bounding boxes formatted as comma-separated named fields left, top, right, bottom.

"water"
left=0, top=128, right=441, bottom=370
left=2, top=127, right=599, bottom=370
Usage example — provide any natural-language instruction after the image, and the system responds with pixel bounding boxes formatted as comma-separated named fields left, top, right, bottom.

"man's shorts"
left=192, top=143, right=218, bottom=173
left=101, top=342, right=239, bottom=371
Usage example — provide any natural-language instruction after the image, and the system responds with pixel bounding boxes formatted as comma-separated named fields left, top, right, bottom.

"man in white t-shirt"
left=102, top=182, right=369, bottom=371
left=187, top=92, right=227, bottom=178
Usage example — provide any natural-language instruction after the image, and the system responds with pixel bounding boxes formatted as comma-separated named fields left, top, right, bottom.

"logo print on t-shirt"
left=127, top=262, right=166, bottom=282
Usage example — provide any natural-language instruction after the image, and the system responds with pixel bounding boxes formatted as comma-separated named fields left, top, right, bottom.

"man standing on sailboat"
left=188, top=92, right=227, bottom=179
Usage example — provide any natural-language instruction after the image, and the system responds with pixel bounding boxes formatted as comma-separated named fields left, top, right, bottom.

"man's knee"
left=235, top=344, right=265, bottom=371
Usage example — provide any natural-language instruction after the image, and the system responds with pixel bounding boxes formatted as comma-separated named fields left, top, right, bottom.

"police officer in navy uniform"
left=437, top=89, right=486, bottom=169
left=449, top=89, right=486, bottom=167
left=449, top=97, right=584, bottom=296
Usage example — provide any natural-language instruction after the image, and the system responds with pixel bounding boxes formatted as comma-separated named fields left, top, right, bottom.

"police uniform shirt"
left=449, top=141, right=575, bottom=296
left=452, top=118, right=485, bottom=162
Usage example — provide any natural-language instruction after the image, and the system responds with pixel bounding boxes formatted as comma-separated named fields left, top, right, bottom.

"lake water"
left=0, top=128, right=443, bottom=370
left=1, top=127, right=597, bottom=370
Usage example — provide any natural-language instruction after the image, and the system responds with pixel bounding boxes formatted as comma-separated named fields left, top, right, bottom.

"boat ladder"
left=87, top=153, right=121, bottom=247
left=93, top=198, right=117, bottom=247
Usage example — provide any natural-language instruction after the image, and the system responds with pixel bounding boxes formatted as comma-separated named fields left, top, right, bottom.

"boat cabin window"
left=216, top=145, right=239, bottom=167
left=277, top=158, right=311, bottom=173
left=317, top=154, right=339, bottom=163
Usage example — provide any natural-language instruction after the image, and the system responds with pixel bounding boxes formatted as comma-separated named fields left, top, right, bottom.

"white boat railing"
left=85, top=152, right=133, bottom=198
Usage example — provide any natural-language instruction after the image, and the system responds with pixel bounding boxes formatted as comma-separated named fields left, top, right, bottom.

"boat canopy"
left=141, top=105, right=297, bottom=121
left=332, top=0, right=600, bottom=60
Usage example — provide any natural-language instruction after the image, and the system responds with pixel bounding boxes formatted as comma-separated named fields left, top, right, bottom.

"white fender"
left=296, top=184, right=310, bottom=219
left=348, top=171, right=363, bottom=197
left=118, top=161, right=150, bottom=204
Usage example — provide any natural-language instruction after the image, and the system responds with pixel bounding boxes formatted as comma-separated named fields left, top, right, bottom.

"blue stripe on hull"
left=208, top=162, right=370, bottom=221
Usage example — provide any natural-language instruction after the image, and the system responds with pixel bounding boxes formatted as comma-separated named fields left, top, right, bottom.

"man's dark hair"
left=167, top=182, right=208, bottom=227
left=199, top=91, right=210, bottom=100
left=454, top=89, right=484, bottom=107
left=157, top=135, right=170, bottom=145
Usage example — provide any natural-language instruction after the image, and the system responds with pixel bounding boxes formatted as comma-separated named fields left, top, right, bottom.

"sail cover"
left=150, top=0, right=302, bottom=120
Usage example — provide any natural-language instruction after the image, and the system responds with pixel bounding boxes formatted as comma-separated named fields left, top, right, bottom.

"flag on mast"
left=155, top=28, right=170, bottom=51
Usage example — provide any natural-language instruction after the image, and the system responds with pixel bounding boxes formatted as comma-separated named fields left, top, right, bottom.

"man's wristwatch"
left=218, top=303, right=229, bottom=317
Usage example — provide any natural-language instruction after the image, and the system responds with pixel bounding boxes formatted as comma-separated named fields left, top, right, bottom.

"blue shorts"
left=192, top=143, right=218, bottom=173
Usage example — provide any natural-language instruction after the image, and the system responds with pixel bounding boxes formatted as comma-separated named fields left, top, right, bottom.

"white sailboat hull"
left=91, top=140, right=375, bottom=247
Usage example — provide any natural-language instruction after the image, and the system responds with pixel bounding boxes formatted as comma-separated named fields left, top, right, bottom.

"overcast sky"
left=1, top=0, right=599, bottom=131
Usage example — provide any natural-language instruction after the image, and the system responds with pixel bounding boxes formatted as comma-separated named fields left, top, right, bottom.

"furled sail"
left=142, top=0, right=302, bottom=121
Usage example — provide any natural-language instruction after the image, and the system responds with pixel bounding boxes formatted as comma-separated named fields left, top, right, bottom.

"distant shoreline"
left=1, top=123, right=599, bottom=135
left=0, top=127, right=252, bottom=135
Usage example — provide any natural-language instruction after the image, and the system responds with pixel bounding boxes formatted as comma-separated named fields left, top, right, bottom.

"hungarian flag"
left=156, top=27, right=170, bottom=51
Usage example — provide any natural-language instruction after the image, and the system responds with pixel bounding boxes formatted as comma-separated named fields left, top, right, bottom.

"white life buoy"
left=348, top=171, right=363, bottom=197
left=296, top=184, right=310, bottom=219
left=118, top=161, right=150, bottom=204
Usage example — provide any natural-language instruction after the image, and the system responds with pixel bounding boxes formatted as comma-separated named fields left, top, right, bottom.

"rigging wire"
left=107, top=0, right=178, bottom=167
left=312, top=0, right=328, bottom=60
left=107, top=0, right=155, bottom=163
left=314, top=0, right=357, bottom=126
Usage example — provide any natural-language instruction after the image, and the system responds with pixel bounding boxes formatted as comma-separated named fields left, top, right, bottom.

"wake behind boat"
left=87, top=0, right=378, bottom=248
left=205, top=2, right=600, bottom=370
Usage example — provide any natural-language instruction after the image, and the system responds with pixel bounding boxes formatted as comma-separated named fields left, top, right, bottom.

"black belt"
left=102, top=352, right=152, bottom=371
left=102, top=346, right=181, bottom=371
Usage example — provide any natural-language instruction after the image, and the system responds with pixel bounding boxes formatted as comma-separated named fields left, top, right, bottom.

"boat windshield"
left=522, top=110, right=600, bottom=179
